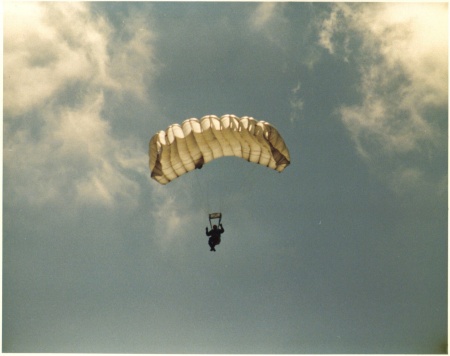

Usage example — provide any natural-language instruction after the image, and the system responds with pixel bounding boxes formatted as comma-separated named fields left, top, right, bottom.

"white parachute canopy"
left=149, top=114, right=291, bottom=185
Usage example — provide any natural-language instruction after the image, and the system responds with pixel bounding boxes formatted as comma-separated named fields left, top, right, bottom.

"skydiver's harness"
left=208, top=213, right=223, bottom=246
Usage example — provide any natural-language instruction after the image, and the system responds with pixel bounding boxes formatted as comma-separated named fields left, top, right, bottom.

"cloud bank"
left=319, top=3, right=448, bottom=193
left=4, top=2, right=156, bottom=208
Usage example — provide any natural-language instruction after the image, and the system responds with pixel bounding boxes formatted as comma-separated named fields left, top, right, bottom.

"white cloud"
left=4, top=2, right=112, bottom=116
left=318, top=5, right=351, bottom=62
left=249, top=3, right=288, bottom=46
left=318, top=6, right=338, bottom=55
left=319, top=3, right=448, bottom=193
left=150, top=182, right=202, bottom=246
left=4, top=2, right=156, bottom=208
left=5, top=92, right=146, bottom=208
left=250, top=3, right=278, bottom=30
left=289, top=81, right=304, bottom=123
left=107, top=9, right=157, bottom=100
left=354, top=3, right=447, bottom=108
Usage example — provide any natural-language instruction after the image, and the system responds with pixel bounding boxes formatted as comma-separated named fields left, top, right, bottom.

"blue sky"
left=3, top=2, right=448, bottom=353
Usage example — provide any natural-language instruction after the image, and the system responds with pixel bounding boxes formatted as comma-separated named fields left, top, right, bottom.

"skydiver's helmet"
left=213, top=225, right=217, bottom=229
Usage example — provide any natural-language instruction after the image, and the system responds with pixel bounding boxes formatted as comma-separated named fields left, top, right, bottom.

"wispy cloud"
left=4, top=2, right=156, bottom=207
left=150, top=181, right=203, bottom=246
left=318, top=6, right=339, bottom=55
left=249, top=3, right=288, bottom=46
left=249, top=3, right=278, bottom=30
left=289, top=81, right=304, bottom=123
left=319, top=3, right=448, bottom=193
left=318, top=6, right=351, bottom=62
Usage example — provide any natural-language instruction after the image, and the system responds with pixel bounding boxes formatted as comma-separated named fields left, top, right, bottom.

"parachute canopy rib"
left=149, top=114, right=291, bottom=185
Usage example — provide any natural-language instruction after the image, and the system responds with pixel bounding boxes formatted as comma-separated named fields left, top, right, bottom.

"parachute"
left=149, top=114, right=290, bottom=185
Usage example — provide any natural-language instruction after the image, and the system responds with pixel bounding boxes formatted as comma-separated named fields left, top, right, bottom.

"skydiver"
left=205, top=224, right=224, bottom=252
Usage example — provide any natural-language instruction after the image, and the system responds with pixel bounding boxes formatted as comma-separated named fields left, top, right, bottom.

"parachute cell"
left=149, top=114, right=290, bottom=184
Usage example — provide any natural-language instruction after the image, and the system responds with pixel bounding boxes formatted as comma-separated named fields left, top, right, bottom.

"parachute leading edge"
left=149, top=114, right=291, bottom=185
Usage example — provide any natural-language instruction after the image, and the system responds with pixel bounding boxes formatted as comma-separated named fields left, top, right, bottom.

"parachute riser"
left=208, top=212, right=222, bottom=229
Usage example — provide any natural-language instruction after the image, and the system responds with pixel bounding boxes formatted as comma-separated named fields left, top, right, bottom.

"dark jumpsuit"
left=206, top=225, right=224, bottom=251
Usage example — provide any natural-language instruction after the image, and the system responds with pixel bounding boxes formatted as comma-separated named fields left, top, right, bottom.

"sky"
left=3, top=2, right=448, bottom=353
